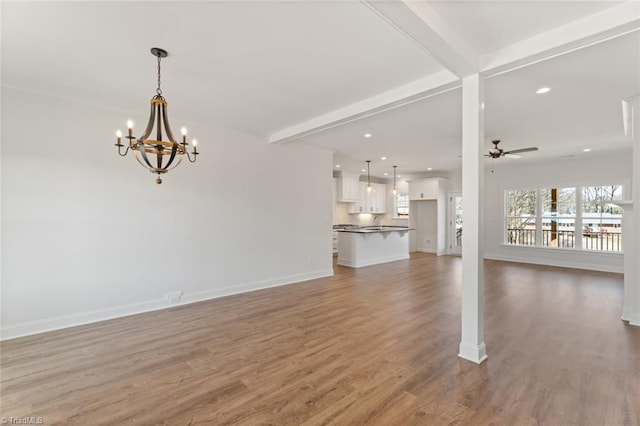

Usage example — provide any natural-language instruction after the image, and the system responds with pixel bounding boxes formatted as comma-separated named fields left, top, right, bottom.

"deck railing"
left=506, top=228, right=621, bottom=251
left=582, top=230, right=622, bottom=251
left=541, top=230, right=575, bottom=248
left=507, top=228, right=536, bottom=246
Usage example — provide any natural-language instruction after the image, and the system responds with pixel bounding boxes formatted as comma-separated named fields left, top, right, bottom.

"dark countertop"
left=335, top=226, right=413, bottom=233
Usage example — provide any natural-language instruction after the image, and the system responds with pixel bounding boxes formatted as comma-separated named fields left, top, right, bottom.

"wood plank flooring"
left=1, top=253, right=639, bottom=425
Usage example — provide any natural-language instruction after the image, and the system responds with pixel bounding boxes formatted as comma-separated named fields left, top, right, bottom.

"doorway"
left=450, top=192, right=462, bottom=255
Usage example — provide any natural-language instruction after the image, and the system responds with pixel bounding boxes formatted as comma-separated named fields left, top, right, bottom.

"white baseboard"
left=458, top=342, right=488, bottom=364
left=337, top=254, right=409, bottom=268
left=0, top=268, right=334, bottom=341
left=622, top=312, right=640, bottom=327
left=417, top=247, right=436, bottom=254
left=484, top=252, right=623, bottom=273
left=0, top=298, right=169, bottom=342
left=416, top=247, right=447, bottom=256
left=180, top=269, right=334, bottom=305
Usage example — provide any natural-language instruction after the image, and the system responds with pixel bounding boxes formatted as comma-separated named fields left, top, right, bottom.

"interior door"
left=450, top=193, right=462, bottom=255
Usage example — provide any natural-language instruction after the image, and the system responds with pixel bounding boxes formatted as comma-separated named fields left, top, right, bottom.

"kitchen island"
left=336, top=226, right=412, bottom=268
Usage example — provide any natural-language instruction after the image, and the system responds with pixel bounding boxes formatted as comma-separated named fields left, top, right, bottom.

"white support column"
left=459, top=74, right=487, bottom=363
left=619, top=202, right=636, bottom=323
left=621, top=96, right=640, bottom=326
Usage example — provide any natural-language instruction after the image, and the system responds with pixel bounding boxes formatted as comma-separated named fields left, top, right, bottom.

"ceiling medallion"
left=115, top=48, right=198, bottom=184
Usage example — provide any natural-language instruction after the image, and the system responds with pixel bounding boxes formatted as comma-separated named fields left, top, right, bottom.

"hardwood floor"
left=1, top=254, right=639, bottom=425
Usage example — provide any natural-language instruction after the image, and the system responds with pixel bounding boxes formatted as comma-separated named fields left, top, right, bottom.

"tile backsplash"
left=333, top=202, right=407, bottom=227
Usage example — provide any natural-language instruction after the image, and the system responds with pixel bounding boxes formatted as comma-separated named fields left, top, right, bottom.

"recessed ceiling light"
left=536, top=87, right=551, bottom=94
left=364, top=133, right=372, bottom=138
left=583, top=148, right=591, bottom=152
left=427, top=167, right=432, bottom=171
left=361, top=169, right=366, bottom=172
left=384, top=172, right=388, bottom=176
left=381, top=156, right=387, bottom=160
left=397, top=175, right=402, bottom=178
left=335, top=164, right=341, bottom=168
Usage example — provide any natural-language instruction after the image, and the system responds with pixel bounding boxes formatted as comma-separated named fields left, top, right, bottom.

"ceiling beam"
left=362, top=0, right=478, bottom=78
left=481, top=2, right=640, bottom=77
left=268, top=70, right=459, bottom=144
left=269, top=0, right=475, bottom=145
left=270, top=1, right=638, bottom=146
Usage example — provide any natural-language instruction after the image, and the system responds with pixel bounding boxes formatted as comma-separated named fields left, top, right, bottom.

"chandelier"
left=115, top=48, right=198, bottom=184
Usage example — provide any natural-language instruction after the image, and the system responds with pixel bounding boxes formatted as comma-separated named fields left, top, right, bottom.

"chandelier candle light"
left=115, top=47, right=198, bottom=184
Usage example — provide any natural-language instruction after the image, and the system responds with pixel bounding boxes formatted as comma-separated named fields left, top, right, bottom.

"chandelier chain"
left=156, top=56, right=162, bottom=96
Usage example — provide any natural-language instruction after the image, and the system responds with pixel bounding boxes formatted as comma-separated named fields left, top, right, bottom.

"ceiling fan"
left=486, top=140, right=538, bottom=159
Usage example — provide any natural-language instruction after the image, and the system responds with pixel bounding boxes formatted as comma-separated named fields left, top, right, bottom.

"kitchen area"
left=333, top=224, right=412, bottom=268
left=332, top=171, right=450, bottom=268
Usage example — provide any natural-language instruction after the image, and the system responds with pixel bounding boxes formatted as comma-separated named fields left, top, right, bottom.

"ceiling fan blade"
left=504, top=147, right=538, bottom=155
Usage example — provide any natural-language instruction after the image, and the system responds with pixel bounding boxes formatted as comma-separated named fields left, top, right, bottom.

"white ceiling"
left=2, top=1, right=639, bottom=178
left=428, top=1, right=625, bottom=55
left=1, top=1, right=443, bottom=134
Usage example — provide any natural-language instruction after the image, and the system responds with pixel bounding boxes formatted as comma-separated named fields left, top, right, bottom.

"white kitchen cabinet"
left=367, top=183, right=386, bottom=213
left=349, top=182, right=386, bottom=214
left=349, top=182, right=369, bottom=213
left=373, top=183, right=386, bottom=214
left=408, top=177, right=448, bottom=256
left=409, top=178, right=440, bottom=200
left=337, top=172, right=360, bottom=202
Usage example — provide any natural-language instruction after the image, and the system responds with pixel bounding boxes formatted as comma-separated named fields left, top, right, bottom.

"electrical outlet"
left=426, top=239, right=431, bottom=245
left=166, top=291, right=183, bottom=305
left=307, top=257, right=313, bottom=265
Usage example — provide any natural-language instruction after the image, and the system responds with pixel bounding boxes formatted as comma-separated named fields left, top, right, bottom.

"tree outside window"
left=505, top=184, right=623, bottom=252
left=506, top=189, right=537, bottom=245
left=582, top=185, right=622, bottom=251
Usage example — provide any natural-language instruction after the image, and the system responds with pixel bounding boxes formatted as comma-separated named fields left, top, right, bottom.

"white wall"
left=411, top=200, right=437, bottom=253
left=484, top=153, right=632, bottom=272
left=1, top=88, right=334, bottom=339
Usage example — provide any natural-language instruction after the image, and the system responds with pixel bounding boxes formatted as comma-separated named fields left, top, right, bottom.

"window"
left=505, top=184, right=623, bottom=252
left=506, top=189, right=537, bottom=245
left=582, top=185, right=623, bottom=251
left=541, top=187, right=576, bottom=248
left=395, top=193, right=409, bottom=217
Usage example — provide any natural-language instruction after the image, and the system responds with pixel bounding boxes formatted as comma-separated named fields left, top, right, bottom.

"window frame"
left=394, top=192, right=409, bottom=218
left=504, top=188, right=538, bottom=246
left=504, top=183, right=624, bottom=253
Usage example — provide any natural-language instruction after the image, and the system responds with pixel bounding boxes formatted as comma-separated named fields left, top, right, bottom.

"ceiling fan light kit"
left=486, top=140, right=538, bottom=159
left=114, top=48, right=199, bottom=184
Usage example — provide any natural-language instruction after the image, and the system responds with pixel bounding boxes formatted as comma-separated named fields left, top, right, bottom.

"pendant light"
left=115, top=47, right=199, bottom=184
left=366, top=160, right=372, bottom=193
left=392, top=165, right=398, bottom=194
